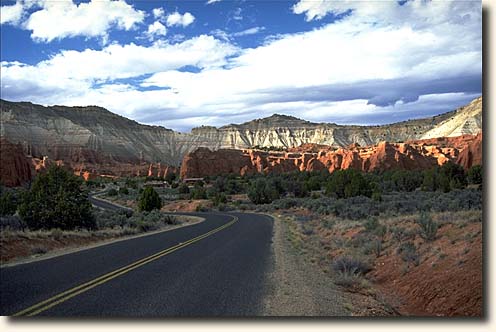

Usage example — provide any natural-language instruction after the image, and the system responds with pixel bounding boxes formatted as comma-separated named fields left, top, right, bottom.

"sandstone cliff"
left=191, top=97, right=482, bottom=150
left=0, top=138, right=32, bottom=187
left=421, top=97, right=482, bottom=139
left=180, top=134, right=482, bottom=179
left=0, top=100, right=212, bottom=167
left=1, top=96, right=482, bottom=185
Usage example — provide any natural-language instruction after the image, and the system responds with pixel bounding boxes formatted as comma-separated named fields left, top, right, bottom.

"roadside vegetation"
left=0, top=166, right=192, bottom=264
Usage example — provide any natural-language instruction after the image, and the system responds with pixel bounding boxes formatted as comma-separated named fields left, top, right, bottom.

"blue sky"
left=0, top=0, right=482, bottom=132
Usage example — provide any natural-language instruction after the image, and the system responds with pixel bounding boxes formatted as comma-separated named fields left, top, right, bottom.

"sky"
left=0, top=0, right=482, bottom=132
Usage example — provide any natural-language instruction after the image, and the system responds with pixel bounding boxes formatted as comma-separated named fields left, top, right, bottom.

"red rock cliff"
left=0, top=138, right=33, bottom=187
left=180, top=134, right=482, bottom=179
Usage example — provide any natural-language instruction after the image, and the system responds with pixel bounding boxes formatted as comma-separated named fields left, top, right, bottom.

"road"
left=0, top=208, right=273, bottom=317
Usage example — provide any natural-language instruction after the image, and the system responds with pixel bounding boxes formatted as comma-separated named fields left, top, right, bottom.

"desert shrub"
left=397, top=241, right=420, bottom=266
left=0, top=215, right=25, bottom=230
left=422, top=163, right=467, bottom=192
left=362, top=238, right=382, bottom=257
left=372, top=191, right=382, bottom=202
left=190, top=187, right=207, bottom=200
left=164, top=172, right=177, bottom=185
left=211, top=192, right=227, bottom=206
left=0, top=190, right=17, bottom=216
left=18, top=165, right=95, bottom=230
left=332, top=256, right=372, bottom=275
left=107, top=188, right=118, bottom=196
left=94, top=209, right=130, bottom=229
left=272, top=198, right=298, bottom=209
left=372, top=239, right=382, bottom=257
left=137, top=187, right=162, bottom=212
left=364, top=217, right=379, bottom=232
left=373, top=224, right=388, bottom=239
left=467, top=165, right=482, bottom=185
left=195, top=204, right=210, bottom=212
left=119, top=187, right=129, bottom=195
left=391, top=226, right=408, bottom=243
left=136, top=220, right=158, bottom=233
left=178, top=183, right=190, bottom=194
left=301, top=226, right=314, bottom=236
left=322, top=218, right=335, bottom=229
left=124, top=178, right=138, bottom=189
left=248, top=178, right=280, bottom=204
left=31, top=247, right=48, bottom=255
left=163, top=215, right=178, bottom=225
left=416, top=212, right=438, bottom=241
left=325, top=169, right=372, bottom=199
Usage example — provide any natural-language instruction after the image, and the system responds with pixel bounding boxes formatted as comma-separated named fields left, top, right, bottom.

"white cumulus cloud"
left=0, top=0, right=482, bottom=132
left=21, top=0, right=144, bottom=42
left=145, top=21, right=167, bottom=40
left=166, top=11, right=195, bottom=27
left=152, top=7, right=164, bottom=20
left=0, top=1, right=25, bottom=25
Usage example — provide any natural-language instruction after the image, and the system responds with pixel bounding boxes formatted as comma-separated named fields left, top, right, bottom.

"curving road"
left=0, top=208, right=273, bottom=317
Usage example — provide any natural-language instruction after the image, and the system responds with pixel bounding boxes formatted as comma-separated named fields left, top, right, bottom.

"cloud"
left=152, top=7, right=164, bottom=20
left=0, top=1, right=25, bottom=25
left=1, top=0, right=481, bottom=132
left=166, top=11, right=195, bottom=27
left=12, top=0, right=145, bottom=42
left=206, top=0, right=222, bottom=5
left=231, top=7, right=243, bottom=21
left=145, top=21, right=167, bottom=40
left=232, top=26, right=265, bottom=37
left=1, top=35, right=239, bottom=101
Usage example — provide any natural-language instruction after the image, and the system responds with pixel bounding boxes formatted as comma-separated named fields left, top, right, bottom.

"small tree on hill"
left=248, top=178, right=280, bottom=204
left=0, top=190, right=17, bottom=216
left=138, top=187, right=162, bottom=212
left=18, top=165, right=95, bottom=230
left=467, top=165, right=482, bottom=185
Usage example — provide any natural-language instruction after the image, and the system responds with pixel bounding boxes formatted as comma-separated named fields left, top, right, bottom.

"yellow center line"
left=13, top=215, right=238, bottom=317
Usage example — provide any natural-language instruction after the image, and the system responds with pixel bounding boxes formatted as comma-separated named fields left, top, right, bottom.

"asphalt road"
left=0, top=210, right=273, bottom=317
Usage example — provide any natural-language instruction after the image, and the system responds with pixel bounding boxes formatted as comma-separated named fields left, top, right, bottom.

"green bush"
left=178, top=183, right=190, bottom=194
left=364, top=217, right=379, bottom=232
left=325, top=169, right=371, bottom=199
left=107, top=188, right=118, bottom=196
left=190, top=187, right=207, bottom=200
left=119, top=187, right=129, bottom=195
left=248, top=178, right=280, bottom=204
left=416, top=212, right=438, bottom=241
left=18, top=165, right=95, bottom=230
left=137, top=187, right=162, bottom=212
left=397, top=241, right=420, bottom=266
left=332, top=256, right=371, bottom=275
left=467, top=165, right=482, bottom=185
left=165, top=172, right=177, bottom=184
left=211, top=192, right=227, bottom=206
left=0, top=190, right=17, bottom=216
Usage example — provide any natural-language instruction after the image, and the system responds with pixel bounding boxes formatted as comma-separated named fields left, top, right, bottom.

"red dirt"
left=370, top=223, right=482, bottom=316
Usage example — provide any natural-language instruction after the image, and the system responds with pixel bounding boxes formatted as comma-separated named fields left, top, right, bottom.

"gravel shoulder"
left=262, top=214, right=351, bottom=316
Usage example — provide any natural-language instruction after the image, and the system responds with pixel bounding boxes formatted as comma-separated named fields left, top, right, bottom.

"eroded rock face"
left=180, top=134, right=482, bottom=179
left=1, top=97, right=482, bottom=169
left=456, top=133, right=482, bottom=170
left=0, top=138, right=32, bottom=187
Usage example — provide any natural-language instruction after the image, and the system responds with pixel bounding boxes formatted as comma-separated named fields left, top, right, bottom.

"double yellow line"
left=13, top=215, right=238, bottom=317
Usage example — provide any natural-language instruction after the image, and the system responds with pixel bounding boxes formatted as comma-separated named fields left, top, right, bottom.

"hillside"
left=191, top=97, right=482, bottom=149
left=0, top=96, right=482, bottom=170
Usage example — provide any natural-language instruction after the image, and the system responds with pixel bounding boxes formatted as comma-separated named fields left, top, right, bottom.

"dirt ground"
left=276, top=209, right=482, bottom=317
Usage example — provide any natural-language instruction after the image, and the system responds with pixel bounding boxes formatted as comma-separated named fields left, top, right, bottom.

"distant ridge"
left=0, top=96, right=482, bottom=165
